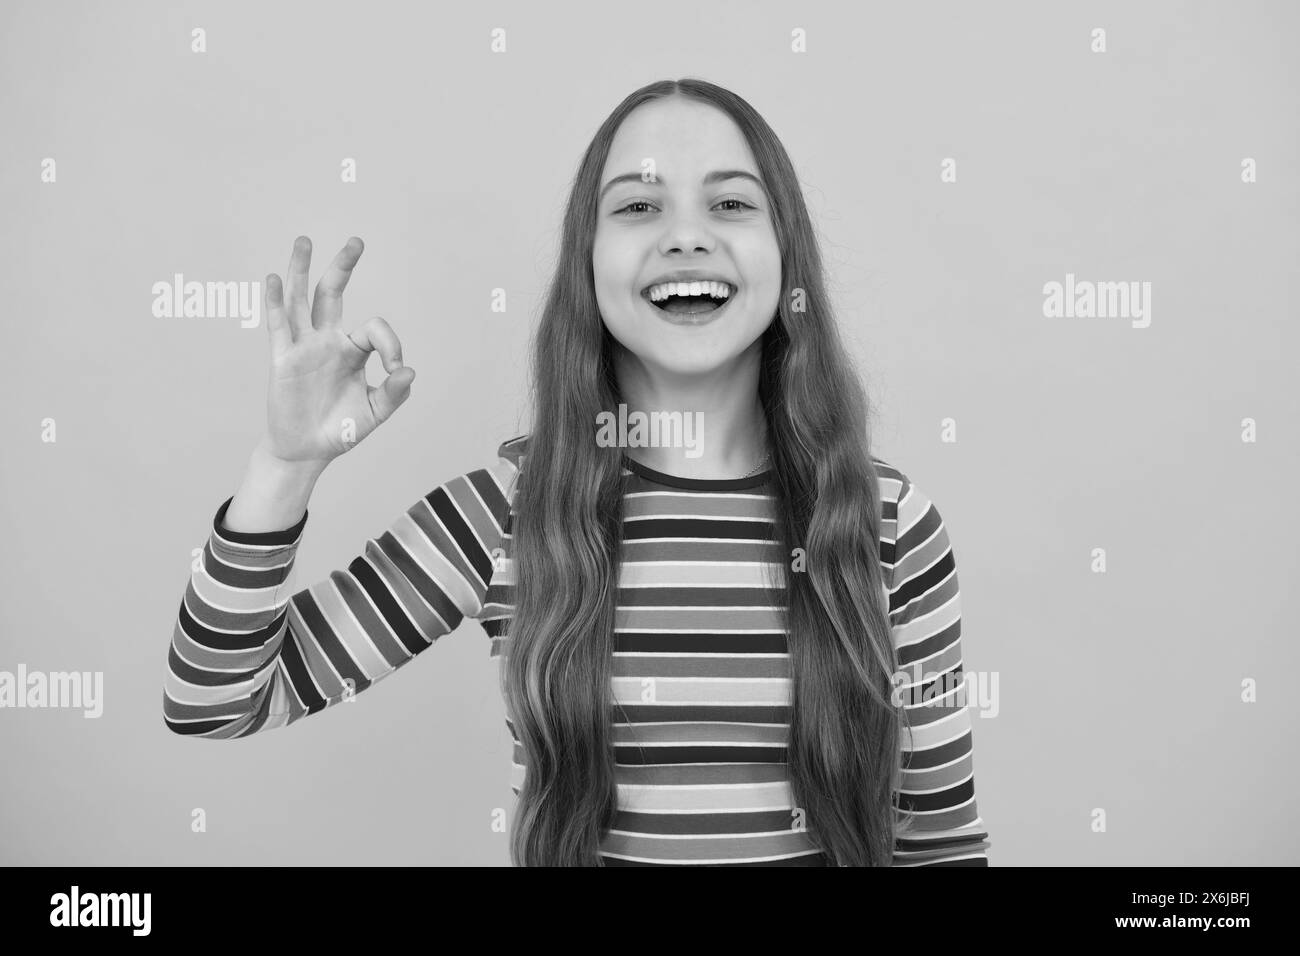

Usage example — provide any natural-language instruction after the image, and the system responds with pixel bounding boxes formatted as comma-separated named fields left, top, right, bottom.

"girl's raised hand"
left=261, top=236, right=416, bottom=466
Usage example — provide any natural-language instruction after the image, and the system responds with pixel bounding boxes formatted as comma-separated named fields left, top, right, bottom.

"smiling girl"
left=163, top=77, right=991, bottom=867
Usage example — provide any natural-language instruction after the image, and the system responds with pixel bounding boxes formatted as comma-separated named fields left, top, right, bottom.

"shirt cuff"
left=212, top=495, right=308, bottom=547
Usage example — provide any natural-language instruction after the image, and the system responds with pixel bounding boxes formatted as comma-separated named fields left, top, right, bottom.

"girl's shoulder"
left=870, top=455, right=913, bottom=506
left=870, top=456, right=950, bottom=540
left=486, top=434, right=530, bottom=507
left=496, top=432, right=530, bottom=467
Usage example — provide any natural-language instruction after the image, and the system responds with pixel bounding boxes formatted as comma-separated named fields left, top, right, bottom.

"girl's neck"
left=613, top=348, right=769, bottom=481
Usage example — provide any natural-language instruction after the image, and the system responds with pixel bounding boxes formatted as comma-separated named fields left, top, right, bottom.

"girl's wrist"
left=252, top=436, right=332, bottom=484
left=221, top=439, right=329, bottom=534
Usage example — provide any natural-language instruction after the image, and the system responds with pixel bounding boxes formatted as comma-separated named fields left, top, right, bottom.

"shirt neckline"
left=621, top=452, right=773, bottom=491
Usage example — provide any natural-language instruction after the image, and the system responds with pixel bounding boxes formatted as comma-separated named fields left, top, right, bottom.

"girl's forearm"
left=221, top=438, right=329, bottom=533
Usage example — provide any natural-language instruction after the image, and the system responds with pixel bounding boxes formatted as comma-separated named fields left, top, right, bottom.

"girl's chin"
left=643, top=339, right=761, bottom=376
left=606, top=307, right=771, bottom=368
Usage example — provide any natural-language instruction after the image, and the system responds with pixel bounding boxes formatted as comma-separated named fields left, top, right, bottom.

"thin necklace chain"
left=628, top=442, right=770, bottom=479
left=737, top=449, right=771, bottom=479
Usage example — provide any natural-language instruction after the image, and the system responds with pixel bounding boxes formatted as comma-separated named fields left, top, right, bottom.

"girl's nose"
left=657, top=213, right=716, bottom=255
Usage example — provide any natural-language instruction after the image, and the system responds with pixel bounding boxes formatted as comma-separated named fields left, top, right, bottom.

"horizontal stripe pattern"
left=164, top=435, right=990, bottom=866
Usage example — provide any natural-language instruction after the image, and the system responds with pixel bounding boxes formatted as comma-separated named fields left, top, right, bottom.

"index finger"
left=311, top=236, right=365, bottom=330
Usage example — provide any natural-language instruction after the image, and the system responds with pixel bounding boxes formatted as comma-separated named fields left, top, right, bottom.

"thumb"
left=368, top=366, right=416, bottom=424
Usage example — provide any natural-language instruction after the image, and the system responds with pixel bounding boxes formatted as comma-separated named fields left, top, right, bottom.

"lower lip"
left=642, top=291, right=736, bottom=326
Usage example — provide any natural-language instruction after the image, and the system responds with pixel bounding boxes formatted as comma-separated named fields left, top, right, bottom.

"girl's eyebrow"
left=598, top=169, right=766, bottom=202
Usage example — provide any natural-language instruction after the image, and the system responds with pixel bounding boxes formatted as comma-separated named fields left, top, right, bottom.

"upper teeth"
left=647, top=281, right=733, bottom=302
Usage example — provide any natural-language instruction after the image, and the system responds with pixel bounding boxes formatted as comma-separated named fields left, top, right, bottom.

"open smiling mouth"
left=642, top=280, right=736, bottom=317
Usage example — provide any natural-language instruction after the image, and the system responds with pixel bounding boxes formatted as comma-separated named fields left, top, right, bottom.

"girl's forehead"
left=603, top=103, right=757, bottom=180
left=615, top=98, right=746, bottom=144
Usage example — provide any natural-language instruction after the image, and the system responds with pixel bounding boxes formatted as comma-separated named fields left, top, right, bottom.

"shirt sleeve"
left=163, top=452, right=519, bottom=739
left=887, top=475, right=992, bottom=866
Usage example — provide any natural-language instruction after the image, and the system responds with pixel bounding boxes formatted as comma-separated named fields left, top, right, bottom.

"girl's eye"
left=615, top=201, right=656, bottom=216
left=614, top=198, right=757, bottom=216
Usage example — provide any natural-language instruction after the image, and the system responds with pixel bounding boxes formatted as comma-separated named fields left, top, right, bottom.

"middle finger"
left=311, top=237, right=365, bottom=330
left=284, top=235, right=313, bottom=334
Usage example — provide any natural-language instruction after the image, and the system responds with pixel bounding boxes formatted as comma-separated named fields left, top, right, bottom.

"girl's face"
left=593, top=97, right=781, bottom=379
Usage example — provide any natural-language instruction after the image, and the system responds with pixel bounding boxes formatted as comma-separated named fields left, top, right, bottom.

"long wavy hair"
left=501, top=77, right=910, bottom=866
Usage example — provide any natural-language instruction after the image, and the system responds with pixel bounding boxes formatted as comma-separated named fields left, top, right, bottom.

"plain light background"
left=1, top=0, right=1296, bottom=865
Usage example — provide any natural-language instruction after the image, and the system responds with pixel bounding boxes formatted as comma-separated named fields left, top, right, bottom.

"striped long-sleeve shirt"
left=164, top=434, right=991, bottom=866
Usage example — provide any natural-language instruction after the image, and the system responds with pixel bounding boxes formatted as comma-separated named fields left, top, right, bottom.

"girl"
left=164, top=78, right=991, bottom=867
